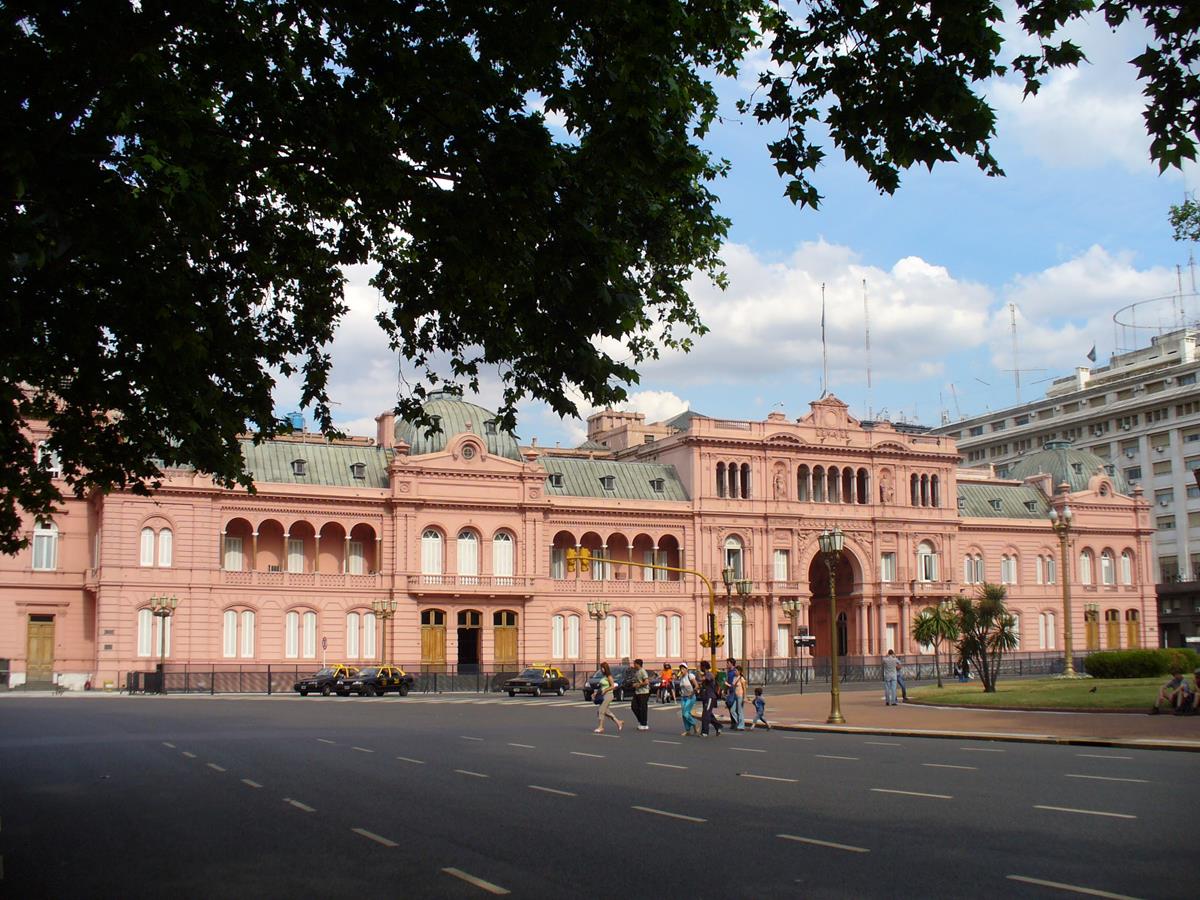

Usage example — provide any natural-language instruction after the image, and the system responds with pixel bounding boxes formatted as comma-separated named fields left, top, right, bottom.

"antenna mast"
left=1010, top=302, right=1021, bottom=404
left=821, top=282, right=829, bottom=398
left=863, top=279, right=873, bottom=419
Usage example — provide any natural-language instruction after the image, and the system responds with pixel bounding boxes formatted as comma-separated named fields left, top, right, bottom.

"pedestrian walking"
left=724, top=658, right=741, bottom=729
left=630, top=657, right=651, bottom=730
left=698, top=659, right=723, bottom=737
left=749, top=686, right=771, bottom=729
left=676, top=663, right=699, bottom=736
left=732, top=664, right=748, bottom=729
left=594, top=661, right=623, bottom=733
left=882, top=649, right=901, bottom=706
left=659, top=663, right=675, bottom=703
left=896, top=654, right=909, bottom=702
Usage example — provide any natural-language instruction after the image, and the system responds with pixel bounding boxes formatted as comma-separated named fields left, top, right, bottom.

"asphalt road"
left=1, top=693, right=1196, bottom=899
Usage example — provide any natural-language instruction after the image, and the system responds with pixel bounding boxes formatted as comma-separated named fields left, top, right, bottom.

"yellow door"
left=421, top=626, right=446, bottom=670
left=494, top=627, right=518, bottom=667
left=27, top=617, right=55, bottom=682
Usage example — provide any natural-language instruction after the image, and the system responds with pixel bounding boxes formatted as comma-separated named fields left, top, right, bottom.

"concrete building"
left=2, top=393, right=1155, bottom=690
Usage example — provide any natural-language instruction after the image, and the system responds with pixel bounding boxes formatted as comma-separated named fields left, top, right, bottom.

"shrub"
left=1084, top=648, right=1200, bottom=678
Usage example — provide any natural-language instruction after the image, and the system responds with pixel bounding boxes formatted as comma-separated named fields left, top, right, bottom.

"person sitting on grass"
left=1149, top=669, right=1191, bottom=715
left=1182, top=669, right=1200, bottom=716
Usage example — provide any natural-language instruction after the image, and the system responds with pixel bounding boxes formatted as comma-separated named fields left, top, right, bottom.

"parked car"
left=340, top=665, right=414, bottom=697
left=293, top=664, right=360, bottom=697
left=581, top=665, right=661, bottom=702
left=504, top=665, right=571, bottom=697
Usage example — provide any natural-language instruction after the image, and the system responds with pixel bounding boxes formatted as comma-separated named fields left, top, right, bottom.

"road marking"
left=653, top=739, right=681, bottom=745
left=1006, top=874, right=1142, bottom=899
left=632, top=805, right=706, bottom=823
left=206, top=763, right=226, bottom=772
left=316, top=738, right=336, bottom=745
left=1034, top=805, right=1136, bottom=820
left=352, top=746, right=374, bottom=753
left=507, top=743, right=536, bottom=749
left=960, top=747, right=1004, bottom=752
left=815, top=754, right=859, bottom=761
left=1065, top=774, right=1149, bottom=784
left=455, top=769, right=489, bottom=779
left=460, top=736, right=484, bottom=742
left=646, top=762, right=688, bottom=770
left=593, top=732, right=620, bottom=739
left=284, top=799, right=316, bottom=812
left=864, top=741, right=902, bottom=747
left=181, top=751, right=197, bottom=759
left=871, top=788, right=952, bottom=800
left=162, top=742, right=176, bottom=749
left=1076, top=754, right=1133, bottom=760
left=529, top=785, right=577, bottom=797
left=782, top=736, right=814, bottom=741
left=241, top=779, right=262, bottom=788
left=740, top=773, right=798, bottom=783
left=442, top=867, right=510, bottom=895
left=922, top=763, right=977, bottom=771
left=352, top=827, right=398, bottom=847
left=570, top=751, right=605, bottom=759
left=730, top=747, right=766, bottom=753
left=395, top=756, right=425, bottom=765
left=778, top=834, right=869, bottom=853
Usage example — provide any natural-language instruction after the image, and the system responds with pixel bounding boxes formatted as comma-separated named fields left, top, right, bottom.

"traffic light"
left=565, top=548, right=592, bottom=573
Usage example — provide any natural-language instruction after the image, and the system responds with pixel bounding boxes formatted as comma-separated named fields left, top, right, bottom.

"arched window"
left=1105, top=609, right=1121, bottom=648
left=140, top=527, right=156, bottom=567
left=223, top=533, right=244, bottom=571
left=493, top=532, right=514, bottom=584
left=963, top=555, right=973, bottom=584
left=828, top=467, right=840, bottom=503
left=421, top=529, right=443, bottom=581
left=552, top=615, right=565, bottom=658
left=302, top=611, right=318, bottom=658
left=730, top=610, right=745, bottom=659
left=655, top=615, right=668, bottom=658
left=1120, top=550, right=1134, bottom=586
left=604, top=614, right=617, bottom=657
left=224, top=609, right=255, bottom=659
left=724, top=537, right=744, bottom=579
left=728, top=462, right=739, bottom=499
left=1046, top=556, right=1057, bottom=584
left=1125, top=609, right=1140, bottom=648
left=286, top=610, right=318, bottom=659
left=740, top=463, right=751, bottom=499
left=716, top=462, right=726, bottom=498
left=813, top=466, right=826, bottom=502
left=797, top=465, right=811, bottom=502
left=920, top=474, right=929, bottom=507
left=1001, top=554, right=1017, bottom=585
left=1079, top=550, right=1094, bottom=585
left=287, top=534, right=304, bottom=574
left=32, top=520, right=58, bottom=571
left=346, top=611, right=361, bottom=658
left=619, top=614, right=632, bottom=658
left=347, top=539, right=365, bottom=575
left=857, top=468, right=869, bottom=504
left=240, top=609, right=255, bottom=658
left=1100, top=550, right=1116, bottom=586
left=137, top=608, right=154, bottom=657
left=457, top=530, right=479, bottom=583
left=930, top=475, right=940, bottom=507
left=1039, top=611, right=1056, bottom=650
left=158, top=528, right=173, bottom=567
left=223, top=610, right=239, bottom=658
left=285, top=611, right=300, bottom=658
left=1035, top=555, right=1044, bottom=584
left=1009, top=613, right=1020, bottom=649
left=842, top=468, right=854, bottom=504
left=567, top=614, right=580, bottom=658
left=917, top=541, right=938, bottom=582
left=910, top=474, right=920, bottom=506
left=36, top=441, right=62, bottom=476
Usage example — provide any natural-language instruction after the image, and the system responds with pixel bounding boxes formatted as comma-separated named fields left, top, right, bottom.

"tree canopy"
left=4, top=1, right=1198, bottom=551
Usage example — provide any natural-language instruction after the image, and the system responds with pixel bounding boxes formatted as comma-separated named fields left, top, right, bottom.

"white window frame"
left=240, top=609, right=255, bottom=658
left=158, top=528, right=172, bottom=567
left=347, top=540, right=365, bottom=575
left=567, top=614, right=580, bottom=659
left=880, top=552, right=896, bottom=583
left=1046, top=557, right=1057, bottom=585
left=773, top=549, right=789, bottom=581
left=137, top=608, right=154, bottom=657
left=604, top=615, right=617, bottom=658
left=1009, top=613, right=1021, bottom=649
left=724, top=537, right=744, bottom=578
left=33, top=520, right=58, bottom=571
left=421, top=529, right=443, bottom=579
left=223, top=535, right=243, bottom=571
left=457, top=530, right=479, bottom=582
left=669, top=614, right=681, bottom=658
left=1079, top=551, right=1093, bottom=586
left=140, top=527, right=156, bottom=567
left=618, top=614, right=632, bottom=658
left=287, top=537, right=305, bottom=574
left=223, top=610, right=238, bottom=658
left=655, top=615, right=667, bottom=658
left=1120, top=551, right=1133, bottom=586
left=1100, top=551, right=1115, bottom=586
left=552, top=614, right=565, bottom=659
left=493, top=532, right=514, bottom=584
left=362, top=613, right=376, bottom=659
left=917, top=542, right=937, bottom=582
left=285, top=611, right=299, bottom=659
left=302, top=611, right=317, bottom=659
left=346, top=611, right=361, bottom=658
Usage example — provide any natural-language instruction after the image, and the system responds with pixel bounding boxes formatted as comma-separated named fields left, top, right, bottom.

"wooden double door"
left=26, top=615, right=55, bottom=682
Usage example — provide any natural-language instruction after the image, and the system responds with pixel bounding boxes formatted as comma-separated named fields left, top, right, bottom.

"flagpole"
left=821, top=282, right=828, bottom=397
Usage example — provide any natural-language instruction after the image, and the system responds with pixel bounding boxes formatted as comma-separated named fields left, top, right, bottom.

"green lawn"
left=908, top=676, right=1168, bottom=710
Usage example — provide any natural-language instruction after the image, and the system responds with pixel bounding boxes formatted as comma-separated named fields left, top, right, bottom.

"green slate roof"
left=241, top=440, right=391, bottom=488
left=539, top=455, right=689, bottom=501
left=957, top=482, right=1050, bottom=519
left=394, top=392, right=522, bottom=460
left=664, top=409, right=706, bottom=431
left=1006, top=440, right=1128, bottom=494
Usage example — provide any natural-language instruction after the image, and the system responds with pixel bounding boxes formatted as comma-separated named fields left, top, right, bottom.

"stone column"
left=857, top=599, right=869, bottom=655
left=250, top=531, right=258, bottom=571
left=900, top=598, right=912, bottom=654
left=344, top=535, right=351, bottom=574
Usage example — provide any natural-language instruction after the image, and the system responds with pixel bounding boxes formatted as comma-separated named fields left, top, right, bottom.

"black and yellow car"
left=504, top=665, right=571, bottom=697
left=293, top=664, right=361, bottom=697
left=340, top=665, right=415, bottom=697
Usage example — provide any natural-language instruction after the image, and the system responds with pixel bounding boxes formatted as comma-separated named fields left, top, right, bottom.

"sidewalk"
left=729, top=688, right=1200, bottom=752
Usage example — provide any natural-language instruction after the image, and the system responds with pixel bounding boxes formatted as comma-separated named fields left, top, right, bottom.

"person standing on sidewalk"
left=895, top=654, right=909, bottom=702
left=630, top=658, right=651, bottom=730
left=698, top=660, right=723, bottom=737
left=732, top=664, right=748, bottom=729
left=594, top=661, right=623, bottom=733
left=882, top=649, right=901, bottom=706
left=724, top=658, right=739, bottom=727
left=676, top=663, right=699, bottom=736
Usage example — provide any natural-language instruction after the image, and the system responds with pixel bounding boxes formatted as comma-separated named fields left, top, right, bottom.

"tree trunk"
left=933, top=638, right=943, bottom=688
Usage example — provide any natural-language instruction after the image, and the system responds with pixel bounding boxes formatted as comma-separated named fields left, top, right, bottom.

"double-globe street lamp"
left=149, top=595, right=179, bottom=694
left=721, top=566, right=752, bottom=663
left=1048, top=502, right=1077, bottom=677
left=371, top=598, right=398, bottom=664
left=780, top=598, right=802, bottom=687
left=587, top=600, right=611, bottom=669
left=818, top=527, right=846, bottom=725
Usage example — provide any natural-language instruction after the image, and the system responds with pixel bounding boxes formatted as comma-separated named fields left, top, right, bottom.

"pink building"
left=1, top=393, right=1155, bottom=689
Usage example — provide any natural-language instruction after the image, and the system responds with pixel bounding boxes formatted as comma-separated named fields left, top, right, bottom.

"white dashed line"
left=454, top=769, right=489, bottom=779
left=395, top=756, right=425, bottom=765
left=352, top=747, right=374, bottom=753
left=632, top=805, right=706, bottom=823
left=442, top=867, right=510, bottom=895
left=864, top=741, right=902, bottom=747
left=960, top=746, right=1004, bottom=752
left=778, top=834, right=869, bottom=853
left=529, top=785, right=577, bottom=797
left=730, top=747, right=766, bottom=753
left=653, top=740, right=681, bottom=745
left=1034, top=805, right=1136, bottom=820
left=571, top=751, right=605, bottom=759
left=206, top=763, right=226, bottom=772
left=316, top=738, right=336, bottom=745
left=460, top=736, right=484, bottom=742
left=1006, top=874, right=1141, bottom=898
left=1065, top=774, right=1149, bottom=784
left=646, top=762, right=688, bottom=770
left=181, top=751, right=197, bottom=759
left=284, top=799, right=316, bottom=812
left=815, top=754, right=859, bottom=761
left=162, top=742, right=176, bottom=749
left=740, top=773, right=798, bottom=783
left=871, top=788, right=952, bottom=800
left=1076, top=754, right=1133, bottom=761
left=922, top=763, right=976, bottom=771
left=241, top=779, right=262, bottom=788
left=352, top=827, right=398, bottom=847
left=782, top=736, right=815, bottom=741
left=507, top=743, right=536, bottom=749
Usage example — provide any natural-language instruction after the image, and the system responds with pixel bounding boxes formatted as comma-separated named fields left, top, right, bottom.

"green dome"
left=394, top=392, right=522, bottom=460
left=1006, top=440, right=1127, bottom=494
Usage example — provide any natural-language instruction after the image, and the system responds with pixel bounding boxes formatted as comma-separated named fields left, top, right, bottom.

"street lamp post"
left=818, top=528, right=846, bottom=724
left=587, top=600, right=611, bottom=669
left=1049, top=503, right=1077, bottom=677
left=371, top=598, right=398, bottom=663
left=150, top=595, right=179, bottom=694
left=721, top=567, right=752, bottom=662
left=780, top=599, right=801, bottom=686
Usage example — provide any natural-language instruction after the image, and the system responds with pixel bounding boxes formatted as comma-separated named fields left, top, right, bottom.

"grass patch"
left=908, top=676, right=1168, bottom=710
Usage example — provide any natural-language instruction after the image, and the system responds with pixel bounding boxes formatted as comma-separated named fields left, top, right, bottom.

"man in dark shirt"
left=630, top=658, right=652, bottom=730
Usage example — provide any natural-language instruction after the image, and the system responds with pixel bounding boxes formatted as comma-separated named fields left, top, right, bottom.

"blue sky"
left=278, top=8, right=1199, bottom=448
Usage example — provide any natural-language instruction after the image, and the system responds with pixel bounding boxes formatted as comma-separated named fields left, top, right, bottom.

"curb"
left=903, top=699, right=1153, bottom=715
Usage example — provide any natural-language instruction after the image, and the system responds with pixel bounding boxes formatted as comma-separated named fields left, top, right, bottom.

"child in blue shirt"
left=749, top=687, right=771, bottom=730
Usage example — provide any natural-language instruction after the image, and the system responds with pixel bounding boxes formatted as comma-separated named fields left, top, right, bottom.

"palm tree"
left=955, top=584, right=1019, bottom=693
left=911, top=604, right=959, bottom=688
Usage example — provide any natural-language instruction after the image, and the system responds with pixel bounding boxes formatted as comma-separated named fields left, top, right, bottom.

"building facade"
left=3, top=393, right=1155, bottom=689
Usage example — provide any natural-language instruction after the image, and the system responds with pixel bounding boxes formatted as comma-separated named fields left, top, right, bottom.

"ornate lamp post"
left=371, top=598, right=398, bottom=663
left=1049, top=503, right=1077, bottom=676
left=149, top=595, right=179, bottom=694
left=818, top=528, right=846, bottom=724
left=587, top=600, right=611, bottom=669
left=780, top=598, right=801, bottom=685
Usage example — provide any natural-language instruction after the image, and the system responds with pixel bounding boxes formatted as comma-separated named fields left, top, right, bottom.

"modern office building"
left=2, top=392, right=1154, bottom=689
